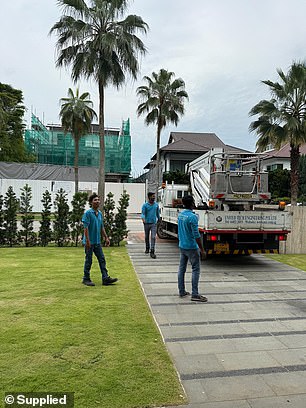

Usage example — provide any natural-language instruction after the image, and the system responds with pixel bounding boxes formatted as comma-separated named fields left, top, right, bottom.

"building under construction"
left=24, top=114, right=131, bottom=182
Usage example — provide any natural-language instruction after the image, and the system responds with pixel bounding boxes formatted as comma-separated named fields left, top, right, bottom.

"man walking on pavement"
left=82, top=193, right=118, bottom=287
left=141, top=192, right=160, bottom=259
left=177, top=195, right=208, bottom=302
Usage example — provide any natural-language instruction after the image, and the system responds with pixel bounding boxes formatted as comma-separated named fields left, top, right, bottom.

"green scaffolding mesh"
left=25, top=114, right=131, bottom=174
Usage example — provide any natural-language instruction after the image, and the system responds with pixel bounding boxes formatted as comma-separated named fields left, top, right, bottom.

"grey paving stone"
left=181, top=338, right=239, bottom=355
left=277, top=334, right=306, bottom=348
left=267, top=348, right=306, bottom=366
left=196, top=322, right=246, bottom=337
left=227, top=336, right=287, bottom=352
left=261, top=371, right=306, bottom=395
left=175, top=354, right=224, bottom=375
left=196, top=375, right=275, bottom=401
left=182, top=380, right=208, bottom=403
left=281, top=319, right=306, bottom=331
left=248, top=394, right=306, bottom=408
left=216, top=351, right=281, bottom=371
left=161, top=325, right=203, bottom=339
left=238, top=320, right=290, bottom=333
left=173, top=401, right=251, bottom=408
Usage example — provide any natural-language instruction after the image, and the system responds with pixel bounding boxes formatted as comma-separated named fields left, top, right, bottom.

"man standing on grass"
left=141, top=192, right=160, bottom=259
left=177, top=195, right=207, bottom=302
left=82, top=193, right=118, bottom=287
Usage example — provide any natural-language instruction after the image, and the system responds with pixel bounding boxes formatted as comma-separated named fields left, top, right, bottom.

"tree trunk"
left=98, top=81, right=105, bottom=207
left=155, top=122, right=162, bottom=198
left=290, top=144, right=300, bottom=206
left=74, top=135, right=79, bottom=194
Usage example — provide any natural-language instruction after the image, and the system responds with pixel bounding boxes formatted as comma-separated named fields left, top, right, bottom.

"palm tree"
left=50, top=0, right=148, bottom=204
left=60, top=87, right=97, bottom=193
left=249, top=61, right=306, bottom=206
left=136, top=69, right=188, bottom=195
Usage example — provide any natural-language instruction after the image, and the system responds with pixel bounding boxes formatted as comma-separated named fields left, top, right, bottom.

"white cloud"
left=1, top=0, right=305, bottom=175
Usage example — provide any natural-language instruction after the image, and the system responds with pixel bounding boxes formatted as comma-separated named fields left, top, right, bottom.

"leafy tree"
left=3, top=186, right=19, bottom=247
left=113, top=190, right=130, bottom=246
left=70, top=192, right=88, bottom=247
left=60, top=88, right=97, bottom=193
left=0, top=194, right=4, bottom=245
left=50, top=0, right=148, bottom=205
left=19, top=184, right=36, bottom=247
left=39, top=190, right=53, bottom=246
left=249, top=61, right=306, bottom=206
left=268, top=169, right=291, bottom=200
left=103, top=192, right=116, bottom=245
left=0, top=83, right=34, bottom=162
left=137, top=69, right=189, bottom=195
left=163, top=170, right=190, bottom=185
left=53, top=188, right=70, bottom=247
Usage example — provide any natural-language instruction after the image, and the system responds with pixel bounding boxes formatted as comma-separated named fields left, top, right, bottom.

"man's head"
left=89, top=193, right=100, bottom=207
left=147, top=192, right=155, bottom=203
left=182, top=195, right=195, bottom=209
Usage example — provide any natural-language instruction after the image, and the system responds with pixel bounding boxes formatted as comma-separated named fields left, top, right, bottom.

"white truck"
left=157, top=148, right=291, bottom=257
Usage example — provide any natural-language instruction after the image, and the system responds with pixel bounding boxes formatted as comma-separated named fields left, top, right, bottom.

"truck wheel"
left=157, top=221, right=171, bottom=239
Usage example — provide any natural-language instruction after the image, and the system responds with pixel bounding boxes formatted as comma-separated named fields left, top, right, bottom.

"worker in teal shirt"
left=177, top=195, right=207, bottom=302
left=141, top=192, right=160, bottom=258
left=82, top=193, right=118, bottom=287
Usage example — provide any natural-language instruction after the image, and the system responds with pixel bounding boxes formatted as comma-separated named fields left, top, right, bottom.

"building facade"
left=25, top=114, right=131, bottom=182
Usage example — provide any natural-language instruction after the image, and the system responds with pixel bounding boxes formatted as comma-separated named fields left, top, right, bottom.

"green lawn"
left=0, top=247, right=186, bottom=408
left=267, top=254, right=306, bottom=271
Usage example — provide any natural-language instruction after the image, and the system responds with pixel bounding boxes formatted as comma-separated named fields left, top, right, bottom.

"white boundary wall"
left=0, top=178, right=145, bottom=213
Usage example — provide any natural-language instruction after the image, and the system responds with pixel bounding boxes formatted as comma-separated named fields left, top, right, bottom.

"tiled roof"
left=169, top=131, right=226, bottom=148
left=263, top=143, right=306, bottom=158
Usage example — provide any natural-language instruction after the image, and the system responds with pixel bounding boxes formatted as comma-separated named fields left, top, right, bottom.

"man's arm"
left=84, top=227, right=91, bottom=249
left=141, top=204, right=146, bottom=224
left=196, top=236, right=204, bottom=255
left=101, top=227, right=110, bottom=247
left=191, top=216, right=204, bottom=255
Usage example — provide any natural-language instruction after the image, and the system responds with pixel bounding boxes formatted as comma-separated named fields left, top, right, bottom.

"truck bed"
left=161, top=207, right=291, bottom=233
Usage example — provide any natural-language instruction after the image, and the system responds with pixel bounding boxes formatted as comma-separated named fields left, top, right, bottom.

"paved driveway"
left=127, top=227, right=306, bottom=408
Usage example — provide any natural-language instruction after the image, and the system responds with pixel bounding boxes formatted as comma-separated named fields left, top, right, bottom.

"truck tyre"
left=157, top=220, right=171, bottom=239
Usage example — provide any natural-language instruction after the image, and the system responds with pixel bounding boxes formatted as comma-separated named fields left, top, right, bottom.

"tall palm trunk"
left=98, top=81, right=105, bottom=207
left=74, top=136, right=79, bottom=194
left=290, top=144, right=300, bottom=206
left=155, top=120, right=162, bottom=197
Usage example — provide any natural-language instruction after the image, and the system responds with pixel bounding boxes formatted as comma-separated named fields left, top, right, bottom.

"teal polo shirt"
left=141, top=202, right=160, bottom=224
left=82, top=208, right=104, bottom=245
left=178, top=209, right=200, bottom=249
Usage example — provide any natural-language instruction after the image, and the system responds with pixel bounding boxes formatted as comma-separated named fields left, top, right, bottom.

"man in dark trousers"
left=141, top=192, right=160, bottom=258
left=82, top=193, right=118, bottom=287
left=177, top=195, right=207, bottom=302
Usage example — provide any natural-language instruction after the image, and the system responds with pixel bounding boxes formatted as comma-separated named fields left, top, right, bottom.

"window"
left=267, top=163, right=283, bottom=171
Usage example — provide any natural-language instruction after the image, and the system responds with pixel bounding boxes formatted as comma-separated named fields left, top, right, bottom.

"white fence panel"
left=0, top=179, right=145, bottom=214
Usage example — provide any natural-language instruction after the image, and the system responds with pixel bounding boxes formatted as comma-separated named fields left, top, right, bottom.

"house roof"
left=168, top=131, right=226, bottom=148
left=262, top=143, right=306, bottom=158
left=144, top=131, right=253, bottom=168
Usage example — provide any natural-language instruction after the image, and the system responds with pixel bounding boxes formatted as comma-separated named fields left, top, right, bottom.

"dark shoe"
left=145, top=249, right=150, bottom=254
left=191, top=295, right=208, bottom=302
left=82, top=279, right=95, bottom=286
left=179, top=291, right=190, bottom=298
left=150, top=251, right=156, bottom=259
left=102, top=276, right=118, bottom=286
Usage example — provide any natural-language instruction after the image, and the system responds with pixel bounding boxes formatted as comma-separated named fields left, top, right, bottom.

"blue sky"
left=1, top=0, right=305, bottom=176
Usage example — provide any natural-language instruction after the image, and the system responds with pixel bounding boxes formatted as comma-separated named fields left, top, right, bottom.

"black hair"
left=182, top=195, right=195, bottom=209
left=89, top=192, right=99, bottom=205
left=147, top=192, right=155, bottom=199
